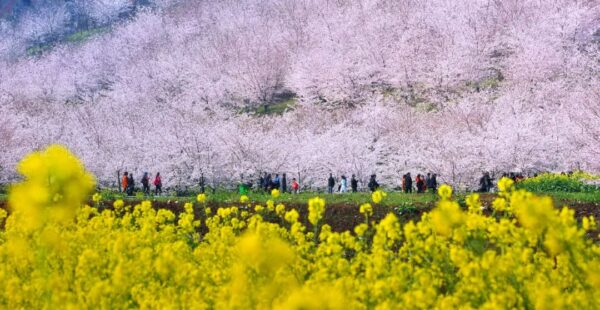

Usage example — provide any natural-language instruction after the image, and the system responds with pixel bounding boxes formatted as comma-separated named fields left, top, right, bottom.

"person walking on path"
left=351, top=175, right=358, bottom=193
left=153, top=172, right=162, bottom=195
left=425, top=172, right=435, bottom=192
left=431, top=174, right=438, bottom=192
left=265, top=174, right=273, bottom=192
left=327, top=174, right=335, bottom=194
left=281, top=173, right=287, bottom=193
left=416, top=174, right=425, bottom=193
left=404, top=173, right=413, bottom=193
left=479, top=172, right=493, bottom=192
left=199, top=173, right=205, bottom=194
left=258, top=174, right=265, bottom=192
left=121, top=172, right=129, bottom=194
left=127, top=173, right=135, bottom=196
left=273, top=174, right=281, bottom=190
left=239, top=181, right=249, bottom=195
left=141, top=172, right=150, bottom=195
left=340, top=175, right=348, bottom=193
left=368, top=174, right=379, bottom=192
left=291, top=178, right=299, bottom=194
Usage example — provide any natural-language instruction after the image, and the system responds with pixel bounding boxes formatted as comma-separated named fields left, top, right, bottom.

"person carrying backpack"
left=368, top=174, right=379, bottom=192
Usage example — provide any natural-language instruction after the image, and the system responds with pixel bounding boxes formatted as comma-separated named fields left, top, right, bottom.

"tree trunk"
left=117, top=170, right=121, bottom=192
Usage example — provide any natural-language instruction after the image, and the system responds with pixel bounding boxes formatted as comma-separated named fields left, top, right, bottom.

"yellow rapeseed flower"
left=308, top=197, right=325, bottom=226
left=354, top=223, right=368, bottom=237
left=196, top=194, right=207, bottom=203
left=438, top=184, right=452, bottom=200
left=271, top=189, right=280, bottom=198
left=3, top=145, right=599, bottom=309
left=359, top=203, right=373, bottom=217
left=113, top=199, right=124, bottom=210
left=275, top=204, right=285, bottom=216
left=9, top=144, right=95, bottom=229
left=372, top=190, right=387, bottom=204
left=284, top=209, right=299, bottom=223
left=498, top=177, right=514, bottom=192
left=184, top=202, right=194, bottom=214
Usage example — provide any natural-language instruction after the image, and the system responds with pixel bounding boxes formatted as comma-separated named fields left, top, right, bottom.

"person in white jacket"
left=340, top=175, right=348, bottom=193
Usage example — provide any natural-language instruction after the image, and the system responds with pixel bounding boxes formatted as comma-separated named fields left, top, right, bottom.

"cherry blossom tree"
left=0, top=0, right=598, bottom=189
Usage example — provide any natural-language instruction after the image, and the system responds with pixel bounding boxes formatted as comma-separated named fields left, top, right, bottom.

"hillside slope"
left=0, top=0, right=598, bottom=188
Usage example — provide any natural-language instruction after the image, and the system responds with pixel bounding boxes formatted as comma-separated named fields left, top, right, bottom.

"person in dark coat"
left=261, top=173, right=269, bottom=192
left=351, top=174, right=358, bottom=193
left=265, top=174, right=273, bottom=191
left=404, top=173, right=413, bottom=193
left=327, top=173, right=335, bottom=194
left=281, top=173, right=287, bottom=193
left=431, top=174, right=438, bottom=192
left=199, top=173, right=205, bottom=194
left=258, top=174, right=265, bottom=192
left=141, top=172, right=150, bottom=195
left=425, top=173, right=433, bottom=191
left=368, top=174, right=379, bottom=192
left=479, top=172, right=492, bottom=192
left=273, top=174, right=281, bottom=190
left=127, top=173, right=135, bottom=196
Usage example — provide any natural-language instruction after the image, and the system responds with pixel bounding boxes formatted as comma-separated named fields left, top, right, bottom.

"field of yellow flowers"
left=0, top=145, right=599, bottom=309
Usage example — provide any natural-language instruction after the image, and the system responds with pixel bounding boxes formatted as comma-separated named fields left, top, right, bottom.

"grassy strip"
left=1, top=191, right=599, bottom=206
left=94, top=190, right=440, bottom=207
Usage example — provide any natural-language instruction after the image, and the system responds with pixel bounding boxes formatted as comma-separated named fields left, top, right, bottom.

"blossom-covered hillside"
left=0, top=0, right=598, bottom=188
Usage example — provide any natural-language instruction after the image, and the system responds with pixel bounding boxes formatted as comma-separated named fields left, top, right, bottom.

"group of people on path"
left=121, top=171, right=162, bottom=196
left=478, top=172, right=528, bottom=192
left=254, top=173, right=300, bottom=194
left=328, top=174, right=367, bottom=193
left=402, top=173, right=438, bottom=193
left=325, top=173, right=437, bottom=194
left=117, top=170, right=537, bottom=196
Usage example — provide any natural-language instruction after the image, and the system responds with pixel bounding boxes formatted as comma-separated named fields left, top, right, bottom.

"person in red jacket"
left=121, top=172, right=129, bottom=193
left=153, top=172, right=162, bottom=195
left=291, top=178, right=299, bottom=194
left=416, top=174, right=425, bottom=193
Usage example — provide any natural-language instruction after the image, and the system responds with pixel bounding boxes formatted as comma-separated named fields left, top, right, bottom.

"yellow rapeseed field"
left=0, top=145, right=598, bottom=309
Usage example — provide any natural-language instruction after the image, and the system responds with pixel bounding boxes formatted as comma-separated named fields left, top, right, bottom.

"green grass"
left=26, top=44, right=54, bottom=56
left=66, top=28, right=107, bottom=43
left=240, top=98, right=296, bottom=116
left=26, top=27, right=108, bottom=57
left=1, top=190, right=599, bottom=207
left=93, top=190, right=439, bottom=207
left=545, top=192, right=600, bottom=204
